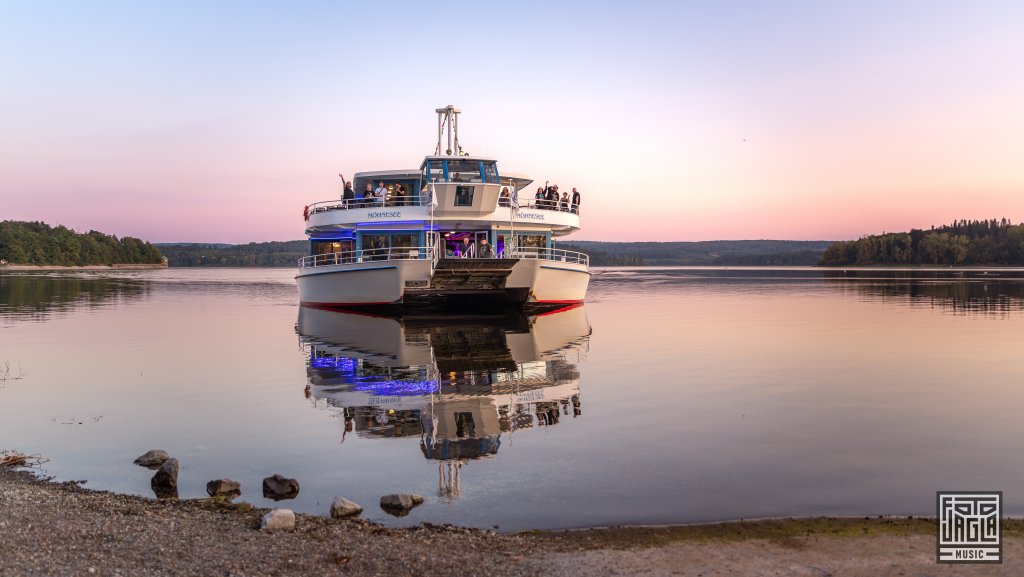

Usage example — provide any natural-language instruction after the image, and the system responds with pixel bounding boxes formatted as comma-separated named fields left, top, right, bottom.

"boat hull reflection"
left=296, top=305, right=590, bottom=491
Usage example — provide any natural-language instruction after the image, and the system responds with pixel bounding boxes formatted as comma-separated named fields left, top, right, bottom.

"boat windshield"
left=422, top=159, right=499, bottom=184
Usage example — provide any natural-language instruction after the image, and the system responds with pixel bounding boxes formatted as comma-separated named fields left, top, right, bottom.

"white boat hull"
left=296, top=257, right=589, bottom=307
left=504, top=259, right=590, bottom=304
left=296, top=260, right=432, bottom=306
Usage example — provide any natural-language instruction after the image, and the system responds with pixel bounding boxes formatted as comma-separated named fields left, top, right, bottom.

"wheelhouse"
left=420, top=156, right=500, bottom=186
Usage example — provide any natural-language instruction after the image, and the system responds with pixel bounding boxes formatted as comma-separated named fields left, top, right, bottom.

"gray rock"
left=151, top=458, right=179, bottom=499
left=152, top=484, right=178, bottom=499
left=330, top=497, right=363, bottom=518
left=380, top=493, right=424, bottom=516
left=133, top=450, right=169, bottom=468
left=260, top=509, right=295, bottom=531
left=262, top=474, right=299, bottom=501
left=206, top=478, right=241, bottom=498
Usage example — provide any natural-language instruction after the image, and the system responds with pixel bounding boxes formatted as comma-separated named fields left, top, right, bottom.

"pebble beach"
left=4, top=466, right=1024, bottom=576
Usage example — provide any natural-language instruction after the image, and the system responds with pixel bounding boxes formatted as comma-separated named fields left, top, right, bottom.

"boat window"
left=423, top=161, right=446, bottom=186
left=353, top=177, right=373, bottom=198
left=311, top=238, right=353, bottom=252
left=447, top=160, right=483, bottom=183
left=363, top=234, right=388, bottom=251
left=454, top=185, right=475, bottom=206
left=482, top=161, right=498, bottom=184
left=360, top=233, right=417, bottom=250
left=516, top=234, right=547, bottom=249
left=312, top=241, right=338, bottom=256
left=455, top=412, right=477, bottom=438
left=390, top=234, right=416, bottom=248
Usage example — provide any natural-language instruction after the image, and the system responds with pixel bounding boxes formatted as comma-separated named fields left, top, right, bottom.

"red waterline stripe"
left=535, top=303, right=584, bottom=316
left=301, top=301, right=396, bottom=310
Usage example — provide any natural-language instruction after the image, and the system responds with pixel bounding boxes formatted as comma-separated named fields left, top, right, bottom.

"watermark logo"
left=937, top=491, right=1001, bottom=563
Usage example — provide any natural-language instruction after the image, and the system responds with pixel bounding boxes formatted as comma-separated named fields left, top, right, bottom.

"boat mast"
left=434, top=105, right=462, bottom=156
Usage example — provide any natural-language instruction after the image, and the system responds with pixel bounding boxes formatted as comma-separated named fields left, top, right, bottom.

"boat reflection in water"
left=296, top=305, right=590, bottom=499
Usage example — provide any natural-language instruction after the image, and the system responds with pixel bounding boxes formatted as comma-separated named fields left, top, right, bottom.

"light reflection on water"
left=298, top=306, right=589, bottom=505
left=1, top=267, right=1024, bottom=530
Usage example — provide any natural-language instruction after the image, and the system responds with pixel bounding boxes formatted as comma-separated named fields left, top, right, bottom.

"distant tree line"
left=157, top=238, right=835, bottom=268
left=0, top=221, right=164, bottom=266
left=709, top=250, right=825, bottom=266
left=559, top=240, right=832, bottom=266
left=559, top=244, right=645, bottom=266
left=157, top=241, right=307, bottom=266
left=819, top=219, right=1024, bottom=266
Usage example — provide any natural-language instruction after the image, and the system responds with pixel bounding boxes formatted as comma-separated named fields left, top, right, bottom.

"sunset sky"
left=2, top=1, right=1022, bottom=243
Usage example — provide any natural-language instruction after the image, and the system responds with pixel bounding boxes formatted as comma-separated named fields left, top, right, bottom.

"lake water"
left=2, top=267, right=1024, bottom=531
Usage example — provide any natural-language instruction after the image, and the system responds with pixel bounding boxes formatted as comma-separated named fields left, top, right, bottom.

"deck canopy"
left=497, top=171, right=533, bottom=194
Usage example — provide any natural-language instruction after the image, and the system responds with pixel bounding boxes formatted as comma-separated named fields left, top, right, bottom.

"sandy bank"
left=1, top=467, right=1021, bottom=576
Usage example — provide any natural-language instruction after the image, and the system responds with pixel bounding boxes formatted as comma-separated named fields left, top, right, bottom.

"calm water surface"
left=2, top=267, right=1024, bottom=531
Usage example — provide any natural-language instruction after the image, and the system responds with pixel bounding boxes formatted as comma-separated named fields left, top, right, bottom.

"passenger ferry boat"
left=297, top=106, right=589, bottom=310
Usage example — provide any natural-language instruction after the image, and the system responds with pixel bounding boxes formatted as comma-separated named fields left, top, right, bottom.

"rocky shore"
left=2, top=466, right=1022, bottom=576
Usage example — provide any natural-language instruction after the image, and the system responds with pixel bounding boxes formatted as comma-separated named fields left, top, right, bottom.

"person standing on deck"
left=394, top=183, right=408, bottom=206
left=460, top=236, right=476, bottom=258
left=546, top=185, right=559, bottom=210
left=342, top=181, right=355, bottom=208
left=362, top=183, right=374, bottom=207
left=374, top=181, right=388, bottom=206
left=571, top=187, right=581, bottom=214
left=478, top=238, right=495, bottom=258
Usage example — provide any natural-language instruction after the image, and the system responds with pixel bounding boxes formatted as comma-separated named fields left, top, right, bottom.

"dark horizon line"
left=152, top=238, right=840, bottom=246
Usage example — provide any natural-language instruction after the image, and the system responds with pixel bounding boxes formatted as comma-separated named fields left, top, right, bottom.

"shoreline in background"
left=1, top=263, right=168, bottom=271
left=8, top=263, right=1024, bottom=271
left=2, top=465, right=1022, bottom=576
left=153, top=239, right=835, bottom=267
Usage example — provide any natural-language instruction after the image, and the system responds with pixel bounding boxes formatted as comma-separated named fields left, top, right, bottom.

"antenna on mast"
left=434, top=105, right=462, bottom=156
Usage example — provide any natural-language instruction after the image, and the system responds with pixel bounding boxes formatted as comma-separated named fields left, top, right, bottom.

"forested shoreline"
left=155, top=241, right=307, bottom=266
left=0, top=221, right=164, bottom=266
left=157, top=239, right=833, bottom=267
left=819, top=219, right=1024, bottom=266
left=560, top=240, right=833, bottom=266
left=10, top=218, right=1021, bottom=269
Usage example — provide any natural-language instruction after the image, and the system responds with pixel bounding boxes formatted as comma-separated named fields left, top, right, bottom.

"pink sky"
left=2, top=2, right=1022, bottom=243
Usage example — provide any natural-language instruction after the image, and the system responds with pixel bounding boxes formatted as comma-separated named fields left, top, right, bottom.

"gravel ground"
left=0, top=468, right=551, bottom=577
left=3, top=466, right=1022, bottom=576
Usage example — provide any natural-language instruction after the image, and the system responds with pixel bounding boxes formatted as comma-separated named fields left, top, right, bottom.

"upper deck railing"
left=306, top=196, right=427, bottom=214
left=298, top=246, right=436, bottom=269
left=499, top=198, right=581, bottom=214
left=297, top=246, right=589, bottom=269
left=505, top=247, right=589, bottom=266
left=305, top=196, right=582, bottom=216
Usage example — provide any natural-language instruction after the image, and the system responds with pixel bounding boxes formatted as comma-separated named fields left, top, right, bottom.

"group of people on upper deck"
left=339, top=178, right=582, bottom=213
left=535, top=185, right=581, bottom=213
left=340, top=180, right=415, bottom=208
left=498, top=184, right=581, bottom=213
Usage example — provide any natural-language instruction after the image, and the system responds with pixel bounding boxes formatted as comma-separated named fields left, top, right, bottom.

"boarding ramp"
left=430, top=258, right=519, bottom=292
